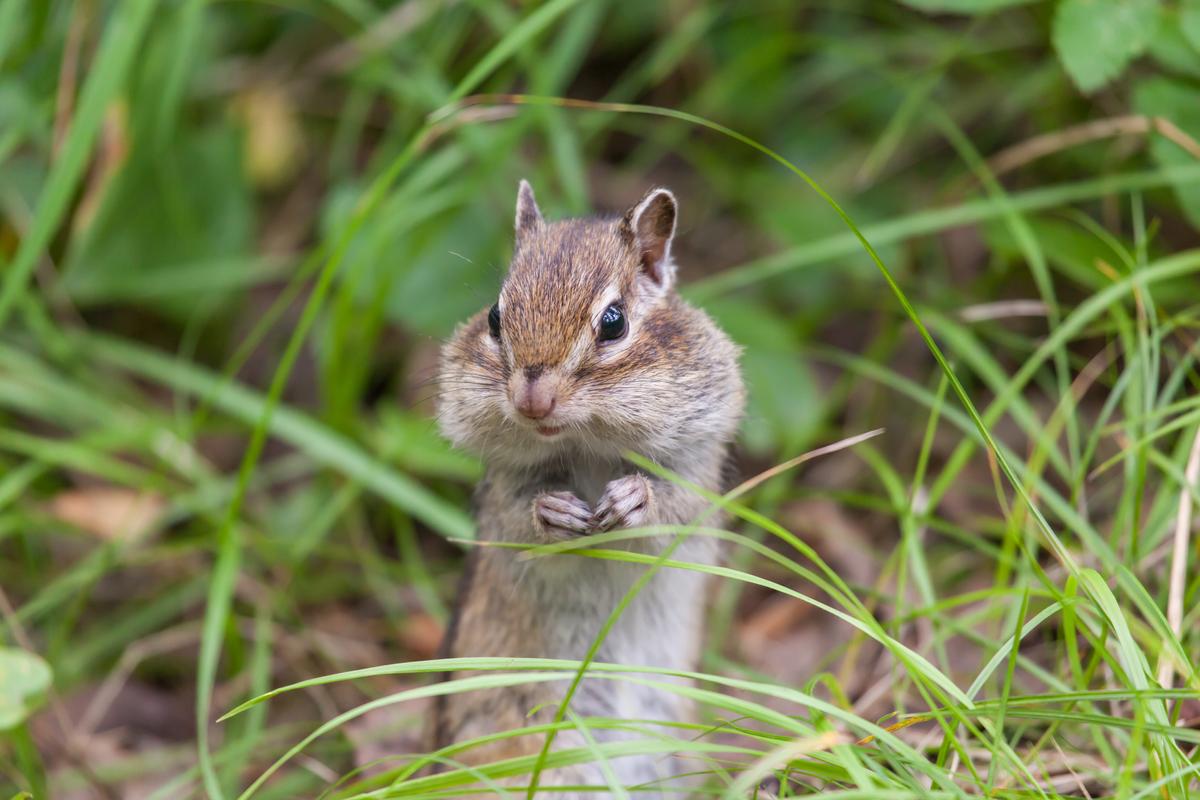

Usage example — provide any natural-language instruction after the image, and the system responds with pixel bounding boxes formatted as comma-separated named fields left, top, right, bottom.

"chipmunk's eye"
left=488, top=304, right=501, bottom=339
left=597, top=303, right=626, bottom=342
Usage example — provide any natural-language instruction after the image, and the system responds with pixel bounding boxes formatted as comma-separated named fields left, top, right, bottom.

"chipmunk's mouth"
left=535, top=425, right=563, bottom=438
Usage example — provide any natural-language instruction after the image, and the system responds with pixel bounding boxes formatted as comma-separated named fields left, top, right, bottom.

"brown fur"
left=504, top=218, right=632, bottom=367
left=432, top=183, right=745, bottom=798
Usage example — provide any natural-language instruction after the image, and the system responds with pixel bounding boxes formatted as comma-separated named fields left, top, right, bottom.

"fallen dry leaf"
left=399, top=612, right=444, bottom=659
left=48, top=488, right=165, bottom=541
left=233, top=85, right=306, bottom=190
left=739, top=594, right=814, bottom=653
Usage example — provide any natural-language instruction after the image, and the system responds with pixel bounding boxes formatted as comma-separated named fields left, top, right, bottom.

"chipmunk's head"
left=438, top=181, right=742, bottom=467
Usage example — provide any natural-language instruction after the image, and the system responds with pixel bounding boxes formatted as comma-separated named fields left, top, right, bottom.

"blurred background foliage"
left=6, top=0, right=1200, bottom=449
left=2, top=0, right=1200, bottom=797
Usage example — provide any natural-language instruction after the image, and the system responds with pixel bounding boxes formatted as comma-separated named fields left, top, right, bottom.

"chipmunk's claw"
left=592, top=475, right=652, bottom=532
left=533, top=491, right=593, bottom=540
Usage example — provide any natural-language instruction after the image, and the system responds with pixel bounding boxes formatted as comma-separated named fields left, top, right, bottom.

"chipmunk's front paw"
left=592, top=475, right=653, bottom=532
left=533, top=491, right=593, bottom=541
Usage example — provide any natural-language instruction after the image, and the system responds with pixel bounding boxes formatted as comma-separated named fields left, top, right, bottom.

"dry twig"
left=1157, top=427, right=1200, bottom=687
left=987, top=115, right=1200, bottom=179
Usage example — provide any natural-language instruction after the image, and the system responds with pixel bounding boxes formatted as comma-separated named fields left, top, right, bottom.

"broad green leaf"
left=319, top=171, right=501, bottom=338
left=62, top=125, right=253, bottom=315
left=0, top=648, right=51, bottom=730
left=376, top=407, right=482, bottom=481
left=704, top=298, right=819, bottom=455
left=1133, top=76, right=1200, bottom=229
left=1053, top=0, right=1161, bottom=92
left=1181, top=0, right=1200, bottom=52
left=1148, top=10, right=1200, bottom=78
left=982, top=215, right=1127, bottom=290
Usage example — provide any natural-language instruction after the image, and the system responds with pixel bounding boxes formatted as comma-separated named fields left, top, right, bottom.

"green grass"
left=2, top=0, right=1200, bottom=797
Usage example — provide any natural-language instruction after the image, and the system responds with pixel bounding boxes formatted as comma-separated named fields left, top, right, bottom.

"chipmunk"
left=431, top=181, right=744, bottom=798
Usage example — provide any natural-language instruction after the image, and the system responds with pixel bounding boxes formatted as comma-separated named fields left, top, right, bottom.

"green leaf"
left=899, top=0, right=1034, bottom=13
left=1181, top=0, right=1200, bottom=52
left=1133, top=76, right=1200, bottom=228
left=1053, top=0, right=1161, bottom=93
left=704, top=299, right=819, bottom=455
left=62, top=125, right=253, bottom=315
left=982, top=215, right=1126, bottom=290
left=1147, top=9, right=1200, bottom=78
left=376, top=407, right=482, bottom=482
left=0, top=648, right=51, bottom=730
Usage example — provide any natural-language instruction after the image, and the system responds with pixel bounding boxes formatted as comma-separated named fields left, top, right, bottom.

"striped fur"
left=432, top=183, right=745, bottom=798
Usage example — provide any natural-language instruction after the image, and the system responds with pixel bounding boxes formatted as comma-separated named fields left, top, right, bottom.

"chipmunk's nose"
left=514, top=367, right=557, bottom=420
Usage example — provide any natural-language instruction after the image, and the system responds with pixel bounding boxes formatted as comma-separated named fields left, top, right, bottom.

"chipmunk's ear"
left=623, top=187, right=677, bottom=289
left=515, top=179, right=543, bottom=241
